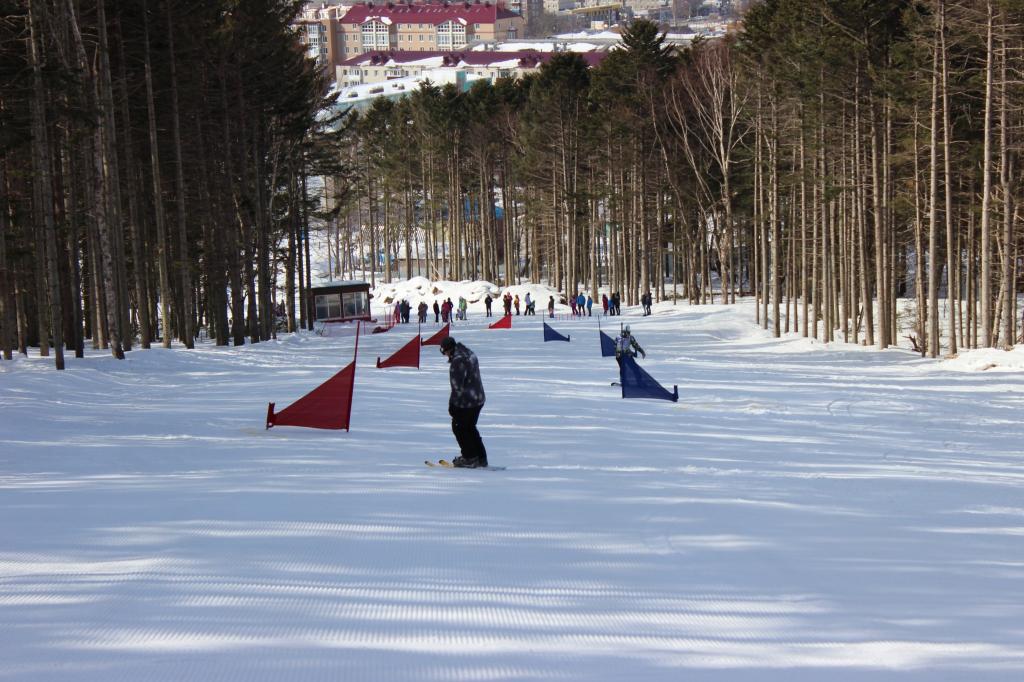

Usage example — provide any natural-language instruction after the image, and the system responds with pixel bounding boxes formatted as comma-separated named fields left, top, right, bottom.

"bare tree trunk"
left=117, top=18, right=151, bottom=349
left=912, top=104, right=926, bottom=355
left=997, top=16, right=1015, bottom=348
left=854, top=78, right=873, bottom=346
left=979, top=0, right=995, bottom=347
left=769, top=97, right=781, bottom=338
left=166, top=0, right=194, bottom=348
left=927, top=28, right=941, bottom=358
left=0, top=159, right=13, bottom=360
left=799, top=117, right=808, bottom=337
left=757, top=89, right=768, bottom=327
left=27, top=0, right=65, bottom=368
left=83, top=0, right=124, bottom=359
left=870, top=99, right=888, bottom=349
left=91, top=0, right=132, bottom=355
left=302, top=170, right=313, bottom=331
left=143, top=0, right=173, bottom=347
left=939, top=0, right=957, bottom=355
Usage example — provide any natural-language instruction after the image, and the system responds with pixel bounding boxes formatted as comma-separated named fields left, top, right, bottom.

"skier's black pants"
left=450, top=405, right=486, bottom=463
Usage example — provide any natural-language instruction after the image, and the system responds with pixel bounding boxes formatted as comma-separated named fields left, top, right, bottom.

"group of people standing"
left=394, top=288, right=647, bottom=329
left=431, top=297, right=468, bottom=323
left=393, top=300, right=411, bottom=324
left=640, top=291, right=653, bottom=316
left=601, top=292, right=623, bottom=316
left=423, top=299, right=454, bottom=324
left=484, top=291, right=538, bottom=317
left=569, top=292, right=594, bottom=317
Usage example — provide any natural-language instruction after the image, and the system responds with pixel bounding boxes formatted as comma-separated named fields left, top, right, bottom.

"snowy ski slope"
left=1, top=297, right=1023, bottom=681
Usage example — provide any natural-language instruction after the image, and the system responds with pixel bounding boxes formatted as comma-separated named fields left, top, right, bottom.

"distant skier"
left=433, top=300, right=440, bottom=323
left=484, top=294, right=493, bottom=317
left=439, top=336, right=488, bottom=468
left=615, top=326, right=645, bottom=360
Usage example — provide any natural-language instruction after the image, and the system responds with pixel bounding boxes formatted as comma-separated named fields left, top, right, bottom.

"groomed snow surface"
left=2, top=293, right=1023, bottom=681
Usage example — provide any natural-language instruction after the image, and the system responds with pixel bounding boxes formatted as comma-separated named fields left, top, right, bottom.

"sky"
left=1, top=285, right=1023, bottom=681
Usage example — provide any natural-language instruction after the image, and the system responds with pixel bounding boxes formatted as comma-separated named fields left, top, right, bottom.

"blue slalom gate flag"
left=543, top=322, right=570, bottom=342
left=599, top=331, right=616, bottom=357
left=618, top=355, right=678, bottom=402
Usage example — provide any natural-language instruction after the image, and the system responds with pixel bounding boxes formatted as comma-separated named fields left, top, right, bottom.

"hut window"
left=343, top=291, right=369, bottom=318
left=315, top=294, right=342, bottom=320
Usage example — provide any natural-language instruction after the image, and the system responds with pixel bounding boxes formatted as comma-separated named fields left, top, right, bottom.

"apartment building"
left=337, top=1, right=526, bottom=58
left=506, top=0, right=544, bottom=22
left=296, top=3, right=348, bottom=74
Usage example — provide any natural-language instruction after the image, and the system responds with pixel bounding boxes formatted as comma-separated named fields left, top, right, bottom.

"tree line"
left=4, top=1, right=1021, bottom=370
left=0, top=0, right=339, bottom=368
left=331, top=1, right=1022, bottom=355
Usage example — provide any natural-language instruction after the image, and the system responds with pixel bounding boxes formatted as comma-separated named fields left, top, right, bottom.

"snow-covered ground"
left=2, top=295, right=1023, bottom=681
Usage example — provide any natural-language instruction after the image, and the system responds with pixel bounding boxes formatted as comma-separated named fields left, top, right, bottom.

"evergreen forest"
left=2, top=0, right=1022, bottom=370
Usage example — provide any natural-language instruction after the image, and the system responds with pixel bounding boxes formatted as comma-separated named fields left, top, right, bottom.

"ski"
left=424, top=459, right=506, bottom=471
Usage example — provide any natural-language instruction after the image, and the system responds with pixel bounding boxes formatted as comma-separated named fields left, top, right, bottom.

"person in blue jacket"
left=586, top=295, right=594, bottom=316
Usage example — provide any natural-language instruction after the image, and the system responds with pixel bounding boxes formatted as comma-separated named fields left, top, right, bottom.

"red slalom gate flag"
left=266, top=361, right=356, bottom=430
left=421, top=323, right=450, bottom=346
left=488, top=314, right=512, bottom=329
left=376, top=335, right=421, bottom=369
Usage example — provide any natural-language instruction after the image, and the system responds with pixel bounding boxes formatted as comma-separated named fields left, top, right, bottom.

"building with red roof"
left=337, top=1, right=525, bottom=58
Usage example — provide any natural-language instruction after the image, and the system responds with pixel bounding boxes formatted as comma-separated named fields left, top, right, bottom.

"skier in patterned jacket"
left=615, top=326, right=646, bottom=360
left=439, top=337, right=488, bottom=468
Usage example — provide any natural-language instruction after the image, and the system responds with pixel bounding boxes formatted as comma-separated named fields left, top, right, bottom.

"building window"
left=343, top=292, right=368, bottom=319
left=315, top=294, right=343, bottom=320
left=436, top=20, right=467, bottom=50
left=361, top=19, right=391, bottom=51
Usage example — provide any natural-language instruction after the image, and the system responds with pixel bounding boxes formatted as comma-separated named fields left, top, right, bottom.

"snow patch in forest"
left=942, top=346, right=1024, bottom=372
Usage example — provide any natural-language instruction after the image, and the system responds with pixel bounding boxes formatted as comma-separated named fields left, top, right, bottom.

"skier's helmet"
left=439, top=336, right=457, bottom=354
left=622, top=325, right=631, bottom=336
